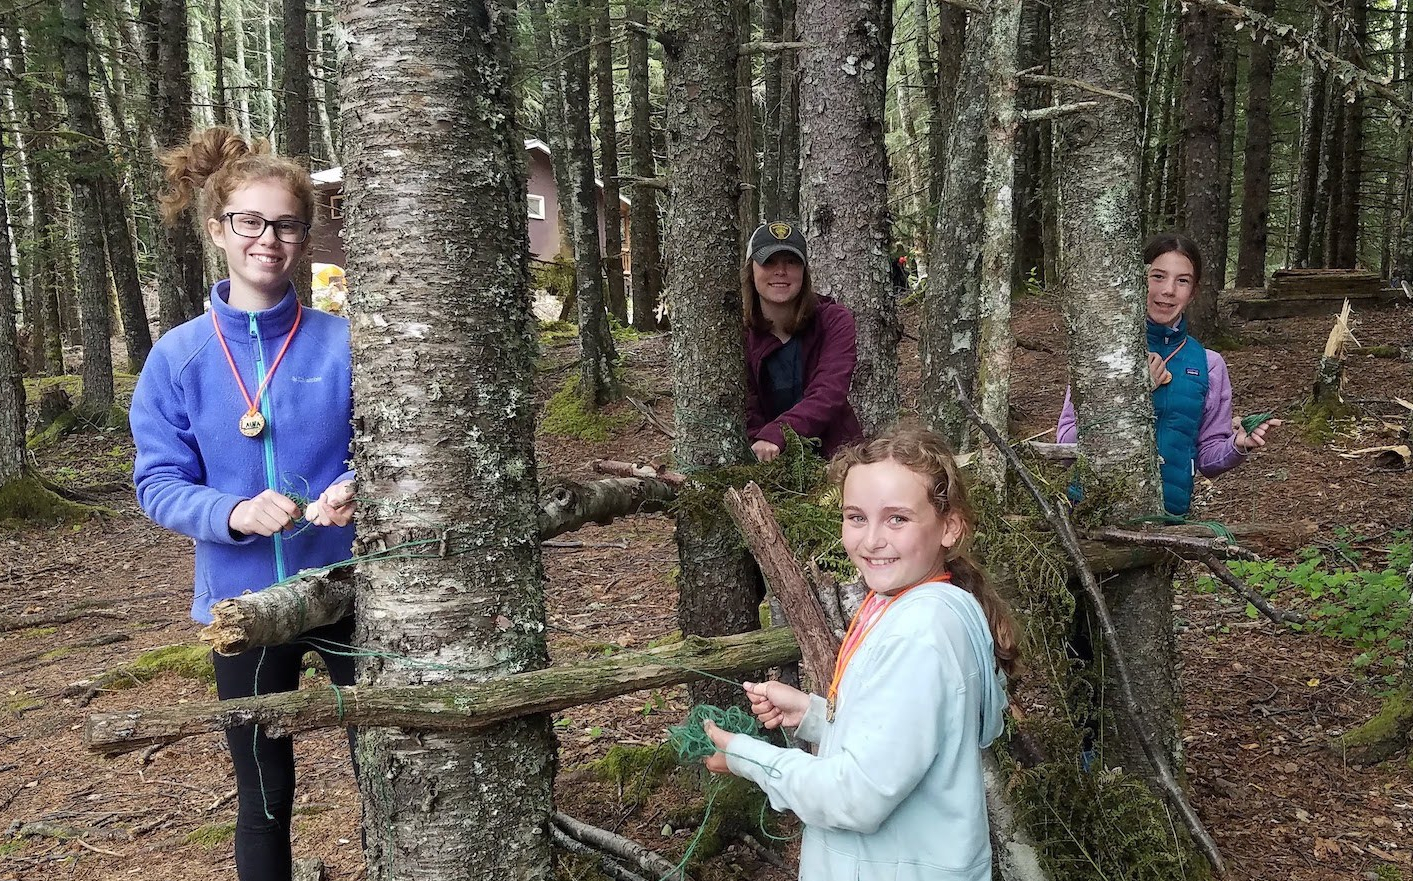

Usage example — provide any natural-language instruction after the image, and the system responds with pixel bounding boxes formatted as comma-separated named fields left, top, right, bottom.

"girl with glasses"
left=129, top=126, right=358, bottom=881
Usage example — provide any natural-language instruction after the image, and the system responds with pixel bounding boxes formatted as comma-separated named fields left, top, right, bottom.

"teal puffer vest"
left=1149, top=318, right=1208, bottom=515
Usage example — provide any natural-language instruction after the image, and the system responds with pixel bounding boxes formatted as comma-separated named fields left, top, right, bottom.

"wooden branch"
left=615, top=174, right=669, bottom=191
left=552, top=813, right=685, bottom=880
left=85, top=628, right=801, bottom=756
left=1019, top=101, right=1101, bottom=123
left=1023, top=441, right=1077, bottom=461
left=724, top=482, right=842, bottom=688
left=952, top=378, right=1226, bottom=876
left=737, top=40, right=816, bottom=55
left=551, top=825, right=652, bottom=881
left=1197, top=553, right=1306, bottom=625
left=1018, top=73, right=1138, bottom=104
left=592, top=459, right=688, bottom=487
left=623, top=395, right=676, bottom=439
left=1083, top=528, right=1262, bottom=562
left=201, top=475, right=680, bottom=654
left=0, top=606, right=123, bottom=633
left=4, top=632, right=130, bottom=674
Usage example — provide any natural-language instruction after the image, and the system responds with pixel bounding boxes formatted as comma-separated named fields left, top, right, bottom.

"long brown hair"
left=827, top=427, right=1022, bottom=679
left=158, top=126, right=315, bottom=228
left=1142, top=231, right=1203, bottom=288
left=741, top=258, right=819, bottom=336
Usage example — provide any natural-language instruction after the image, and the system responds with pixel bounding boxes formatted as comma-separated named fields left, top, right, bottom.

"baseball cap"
left=748, top=221, right=808, bottom=265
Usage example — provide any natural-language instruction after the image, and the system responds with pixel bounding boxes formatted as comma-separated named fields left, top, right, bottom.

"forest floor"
left=3, top=290, right=1413, bottom=881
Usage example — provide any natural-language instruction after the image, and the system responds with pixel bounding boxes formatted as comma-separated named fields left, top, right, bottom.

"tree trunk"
left=626, top=0, right=663, bottom=330
left=59, top=0, right=116, bottom=414
left=974, top=0, right=1023, bottom=492
left=232, top=0, right=253, bottom=133
left=339, top=0, right=555, bottom=874
left=917, top=0, right=966, bottom=226
left=919, top=8, right=989, bottom=448
left=660, top=0, right=759, bottom=708
left=735, top=0, right=759, bottom=244
left=283, top=0, right=314, bottom=305
left=1293, top=5, right=1330, bottom=268
left=1013, top=0, right=1049, bottom=292
left=260, top=0, right=279, bottom=146
left=797, top=0, right=896, bottom=434
left=1332, top=0, right=1366, bottom=269
left=529, top=0, right=576, bottom=266
left=893, top=51, right=930, bottom=277
left=594, top=0, right=628, bottom=322
left=556, top=0, right=621, bottom=407
left=777, top=0, right=801, bottom=219
left=1235, top=0, right=1275, bottom=288
left=5, top=25, right=55, bottom=375
left=0, top=133, right=24, bottom=486
left=97, top=175, right=153, bottom=374
left=1052, top=0, right=1180, bottom=786
left=155, top=0, right=207, bottom=321
left=1179, top=4, right=1223, bottom=337
left=312, top=6, right=339, bottom=164
left=212, top=0, right=231, bottom=125
left=759, top=0, right=783, bottom=220
left=1397, top=2, right=1413, bottom=283
left=1212, top=29, right=1237, bottom=292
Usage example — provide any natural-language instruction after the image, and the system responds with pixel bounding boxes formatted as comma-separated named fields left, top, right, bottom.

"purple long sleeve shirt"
left=1056, top=349, right=1245, bottom=478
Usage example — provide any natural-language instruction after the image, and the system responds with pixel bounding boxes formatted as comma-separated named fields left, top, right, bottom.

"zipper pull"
left=248, top=312, right=259, bottom=338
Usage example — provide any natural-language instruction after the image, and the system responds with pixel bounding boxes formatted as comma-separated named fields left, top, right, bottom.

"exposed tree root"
left=1333, top=686, right=1413, bottom=765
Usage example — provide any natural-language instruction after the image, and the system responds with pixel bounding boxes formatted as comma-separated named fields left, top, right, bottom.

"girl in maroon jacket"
left=742, top=221, right=864, bottom=460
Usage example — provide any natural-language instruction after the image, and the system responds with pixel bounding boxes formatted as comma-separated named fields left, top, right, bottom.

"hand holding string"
left=701, top=719, right=735, bottom=775
left=306, top=480, right=356, bottom=527
left=745, top=680, right=810, bottom=729
left=1233, top=416, right=1281, bottom=453
left=230, top=489, right=301, bottom=537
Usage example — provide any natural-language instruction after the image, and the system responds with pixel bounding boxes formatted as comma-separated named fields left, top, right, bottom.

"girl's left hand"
left=307, top=480, right=356, bottom=526
left=1233, top=417, right=1282, bottom=453
left=701, top=719, right=735, bottom=775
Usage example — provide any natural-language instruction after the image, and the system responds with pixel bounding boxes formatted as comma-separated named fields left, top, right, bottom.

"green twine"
left=329, top=682, right=346, bottom=721
left=1124, top=513, right=1234, bottom=542
left=1241, top=411, right=1276, bottom=435
left=666, top=705, right=763, bottom=762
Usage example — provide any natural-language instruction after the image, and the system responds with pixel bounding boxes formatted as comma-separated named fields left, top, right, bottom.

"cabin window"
left=329, top=193, right=344, bottom=220
left=527, top=194, right=547, bottom=221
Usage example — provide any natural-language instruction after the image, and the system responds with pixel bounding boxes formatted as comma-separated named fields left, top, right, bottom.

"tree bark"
left=759, top=0, right=783, bottom=220
left=796, top=0, right=897, bottom=433
left=1235, top=0, right=1275, bottom=288
left=232, top=0, right=253, bottom=133
left=626, top=0, right=663, bottom=329
left=1293, top=5, right=1330, bottom=268
left=283, top=0, right=314, bottom=305
left=1332, top=0, right=1367, bottom=269
left=660, top=0, right=759, bottom=709
left=1178, top=4, right=1223, bottom=337
left=0, top=132, right=24, bottom=486
left=338, top=0, right=555, bottom=874
left=919, top=6, right=989, bottom=448
left=1213, top=28, right=1238, bottom=292
left=59, top=0, right=116, bottom=415
left=736, top=0, right=759, bottom=244
left=1053, top=0, right=1182, bottom=787
left=776, top=0, right=801, bottom=219
left=212, top=0, right=231, bottom=125
left=594, top=0, right=628, bottom=323
left=1013, top=0, right=1048, bottom=292
left=86, top=629, right=804, bottom=756
left=154, top=0, right=207, bottom=322
left=892, top=51, right=930, bottom=276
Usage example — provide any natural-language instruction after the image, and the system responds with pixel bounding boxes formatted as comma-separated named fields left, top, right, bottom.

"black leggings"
left=212, top=616, right=358, bottom=881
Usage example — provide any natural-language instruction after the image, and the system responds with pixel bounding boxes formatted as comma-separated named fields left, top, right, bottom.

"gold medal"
left=239, top=411, right=267, bottom=438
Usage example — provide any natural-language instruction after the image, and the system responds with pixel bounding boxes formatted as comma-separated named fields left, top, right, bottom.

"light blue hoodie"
left=725, top=581, right=1007, bottom=881
left=130, top=281, right=354, bottom=624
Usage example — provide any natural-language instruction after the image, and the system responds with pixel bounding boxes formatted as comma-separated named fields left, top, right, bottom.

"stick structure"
left=553, top=813, right=685, bottom=880
left=952, top=377, right=1226, bottom=876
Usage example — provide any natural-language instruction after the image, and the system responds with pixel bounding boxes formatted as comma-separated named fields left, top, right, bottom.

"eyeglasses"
left=222, top=212, right=311, bottom=244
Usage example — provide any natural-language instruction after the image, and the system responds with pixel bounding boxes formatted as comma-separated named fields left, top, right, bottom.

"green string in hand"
left=1241, top=411, right=1276, bottom=434
left=666, top=704, right=763, bottom=762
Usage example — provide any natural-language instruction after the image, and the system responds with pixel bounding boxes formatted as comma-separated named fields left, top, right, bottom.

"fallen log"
left=201, top=475, right=679, bottom=654
left=553, top=813, right=684, bottom=881
left=591, top=459, right=688, bottom=487
left=86, top=628, right=800, bottom=756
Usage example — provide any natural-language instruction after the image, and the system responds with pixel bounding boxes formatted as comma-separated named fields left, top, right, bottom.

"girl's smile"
left=207, top=178, right=310, bottom=311
left=841, top=459, right=963, bottom=595
left=1146, top=250, right=1195, bottom=327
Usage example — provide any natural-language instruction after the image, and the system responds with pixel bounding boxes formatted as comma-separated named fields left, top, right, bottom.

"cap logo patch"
left=769, top=222, right=792, bottom=240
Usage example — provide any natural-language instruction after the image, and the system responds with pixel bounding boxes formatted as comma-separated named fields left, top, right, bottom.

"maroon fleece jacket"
left=745, top=296, right=864, bottom=458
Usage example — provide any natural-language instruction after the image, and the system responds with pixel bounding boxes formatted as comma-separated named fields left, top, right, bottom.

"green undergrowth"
left=184, top=822, right=237, bottom=848
left=676, top=428, right=853, bottom=579
left=0, top=837, right=22, bottom=857
left=0, top=475, right=100, bottom=525
left=553, top=852, right=614, bottom=881
left=99, top=644, right=215, bottom=691
left=531, top=260, right=575, bottom=303
left=540, top=376, right=632, bottom=442
left=1198, top=529, right=1411, bottom=684
left=538, top=319, right=579, bottom=348
left=4, top=695, right=42, bottom=715
left=1292, top=398, right=1358, bottom=445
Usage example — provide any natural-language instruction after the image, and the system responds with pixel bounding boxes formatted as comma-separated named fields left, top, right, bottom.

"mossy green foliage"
left=586, top=742, right=680, bottom=807
left=540, top=376, right=631, bottom=442
left=4, top=695, right=42, bottom=714
left=667, top=775, right=780, bottom=864
left=553, top=851, right=614, bottom=881
left=107, top=644, right=215, bottom=689
left=1009, top=725, right=1209, bottom=881
left=675, top=428, right=854, bottom=580
left=184, top=822, right=237, bottom=848
left=1337, top=686, right=1413, bottom=763
left=0, top=475, right=97, bottom=525
left=0, top=837, right=22, bottom=857
left=531, top=259, right=575, bottom=303
left=1293, top=398, right=1356, bottom=444
left=1372, top=864, right=1406, bottom=881
left=538, top=319, right=580, bottom=348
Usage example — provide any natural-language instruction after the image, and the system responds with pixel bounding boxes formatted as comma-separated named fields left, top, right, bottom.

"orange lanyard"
left=826, top=574, right=951, bottom=716
left=1158, top=337, right=1186, bottom=368
left=211, top=302, right=303, bottom=423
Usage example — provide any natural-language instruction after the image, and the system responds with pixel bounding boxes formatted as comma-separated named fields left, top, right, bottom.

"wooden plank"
left=1234, top=290, right=1400, bottom=320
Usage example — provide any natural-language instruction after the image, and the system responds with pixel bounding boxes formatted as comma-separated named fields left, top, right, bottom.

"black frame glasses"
left=222, top=211, right=312, bottom=244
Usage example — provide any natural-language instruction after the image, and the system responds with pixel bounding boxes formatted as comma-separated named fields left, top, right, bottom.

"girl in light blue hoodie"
left=704, top=428, right=1019, bottom=880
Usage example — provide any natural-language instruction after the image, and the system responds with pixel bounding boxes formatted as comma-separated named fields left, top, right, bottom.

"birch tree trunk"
left=556, top=0, right=621, bottom=407
left=797, top=0, right=897, bottom=434
left=339, top=0, right=555, bottom=875
left=660, top=0, right=759, bottom=708
left=1235, top=0, right=1275, bottom=288
left=59, top=0, right=116, bottom=414
left=1052, top=0, right=1182, bottom=780
left=626, top=0, right=663, bottom=329
left=919, top=9, right=989, bottom=448
left=283, top=0, right=314, bottom=305
left=1179, top=4, right=1222, bottom=337
left=594, top=0, right=628, bottom=322
left=0, top=134, right=23, bottom=487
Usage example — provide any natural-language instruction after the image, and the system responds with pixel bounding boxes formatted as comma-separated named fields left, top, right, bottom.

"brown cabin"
left=309, top=138, right=631, bottom=273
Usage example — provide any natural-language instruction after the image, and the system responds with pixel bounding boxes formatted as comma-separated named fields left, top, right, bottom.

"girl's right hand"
left=743, top=680, right=811, bottom=729
left=1146, top=352, right=1172, bottom=390
left=229, top=489, right=301, bottom=537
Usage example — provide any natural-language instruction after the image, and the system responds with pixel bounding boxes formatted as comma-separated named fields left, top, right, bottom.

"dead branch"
left=4, top=632, right=130, bottom=674
left=552, top=812, right=685, bottom=880
left=542, top=539, right=630, bottom=550
left=86, top=628, right=801, bottom=756
left=953, top=377, right=1226, bottom=877
left=592, top=459, right=688, bottom=487
left=1196, top=553, right=1306, bottom=625
left=1018, top=72, right=1138, bottom=104
left=615, top=175, right=669, bottom=191
left=1024, top=441, right=1077, bottom=461
left=737, top=834, right=785, bottom=867
left=1020, top=101, right=1101, bottom=123
left=551, top=824, right=652, bottom=881
left=624, top=395, right=676, bottom=439
left=0, top=607, right=124, bottom=633
left=737, top=40, right=816, bottom=55
left=724, top=482, right=842, bottom=688
left=539, top=476, right=678, bottom=537
left=1083, top=528, right=1262, bottom=562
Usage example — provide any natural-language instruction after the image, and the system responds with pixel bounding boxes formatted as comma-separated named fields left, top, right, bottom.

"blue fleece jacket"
left=725, top=582, right=1007, bottom=880
left=131, top=281, right=355, bottom=624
